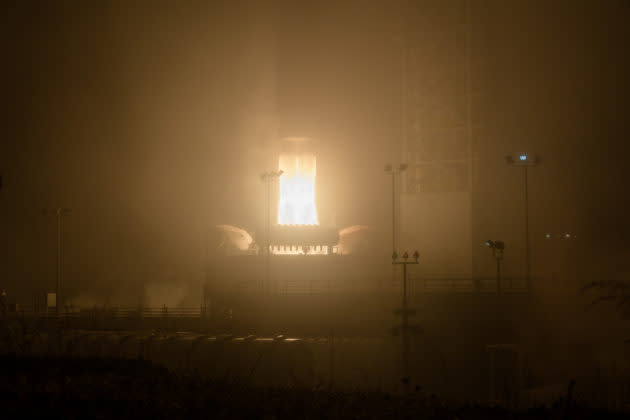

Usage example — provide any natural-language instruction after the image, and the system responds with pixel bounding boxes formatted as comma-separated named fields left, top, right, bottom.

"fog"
left=1, top=0, right=630, bottom=408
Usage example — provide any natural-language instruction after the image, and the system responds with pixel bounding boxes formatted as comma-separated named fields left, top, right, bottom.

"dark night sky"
left=2, top=0, right=630, bottom=303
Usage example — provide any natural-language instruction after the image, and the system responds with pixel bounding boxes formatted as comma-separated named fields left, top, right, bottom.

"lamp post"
left=506, top=153, right=538, bottom=292
left=44, top=207, right=71, bottom=315
left=260, top=170, right=283, bottom=295
left=392, top=250, right=419, bottom=393
left=384, top=164, right=408, bottom=254
left=485, top=240, right=505, bottom=294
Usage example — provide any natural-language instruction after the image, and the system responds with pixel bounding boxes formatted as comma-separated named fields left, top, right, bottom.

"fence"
left=409, top=277, right=528, bottom=294
left=8, top=304, right=207, bottom=320
left=10, top=277, right=528, bottom=318
left=274, top=276, right=529, bottom=295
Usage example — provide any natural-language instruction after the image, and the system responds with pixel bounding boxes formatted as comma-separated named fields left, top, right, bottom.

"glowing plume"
left=277, top=153, right=318, bottom=225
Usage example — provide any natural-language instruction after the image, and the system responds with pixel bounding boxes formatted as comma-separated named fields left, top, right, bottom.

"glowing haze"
left=277, top=153, right=319, bottom=225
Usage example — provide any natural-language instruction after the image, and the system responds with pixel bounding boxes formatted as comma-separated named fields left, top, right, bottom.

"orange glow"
left=277, top=153, right=318, bottom=226
left=215, top=224, right=253, bottom=251
left=270, top=245, right=331, bottom=255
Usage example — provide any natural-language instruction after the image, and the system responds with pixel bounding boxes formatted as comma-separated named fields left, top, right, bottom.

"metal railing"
left=274, top=276, right=529, bottom=295
left=4, top=305, right=207, bottom=319
left=409, top=277, right=528, bottom=294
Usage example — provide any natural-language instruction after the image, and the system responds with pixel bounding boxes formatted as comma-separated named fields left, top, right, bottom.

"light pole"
left=485, top=240, right=505, bottom=294
left=44, top=207, right=71, bottom=315
left=260, top=170, right=283, bottom=295
left=392, top=250, right=419, bottom=393
left=506, top=153, right=538, bottom=291
left=384, top=164, right=408, bottom=255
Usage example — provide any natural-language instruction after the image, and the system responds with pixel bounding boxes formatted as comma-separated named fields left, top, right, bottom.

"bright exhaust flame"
left=278, top=153, right=318, bottom=225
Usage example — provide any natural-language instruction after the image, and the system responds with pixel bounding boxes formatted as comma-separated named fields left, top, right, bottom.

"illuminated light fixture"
left=277, top=153, right=318, bottom=226
left=506, top=153, right=539, bottom=166
left=542, top=232, right=577, bottom=240
left=485, top=240, right=504, bottom=251
left=392, top=250, right=419, bottom=263
left=384, top=163, right=408, bottom=173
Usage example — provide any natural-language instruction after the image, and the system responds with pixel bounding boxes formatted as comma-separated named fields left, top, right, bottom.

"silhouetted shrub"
left=0, top=355, right=626, bottom=419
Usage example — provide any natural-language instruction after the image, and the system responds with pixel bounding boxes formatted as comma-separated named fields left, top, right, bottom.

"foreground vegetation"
left=0, top=355, right=626, bottom=419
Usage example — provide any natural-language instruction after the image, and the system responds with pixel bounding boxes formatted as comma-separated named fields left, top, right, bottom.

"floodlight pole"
left=507, top=155, right=537, bottom=292
left=496, top=256, right=501, bottom=294
left=524, top=166, right=530, bottom=291
left=384, top=164, right=408, bottom=255
left=492, top=247, right=503, bottom=294
left=57, top=210, right=61, bottom=312
left=485, top=240, right=505, bottom=293
left=393, top=251, right=419, bottom=394
left=265, top=174, right=270, bottom=295
left=392, top=173, right=396, bottom=251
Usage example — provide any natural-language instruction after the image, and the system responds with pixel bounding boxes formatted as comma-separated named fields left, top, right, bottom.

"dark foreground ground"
left=0, top=355, right=626, bottom=420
